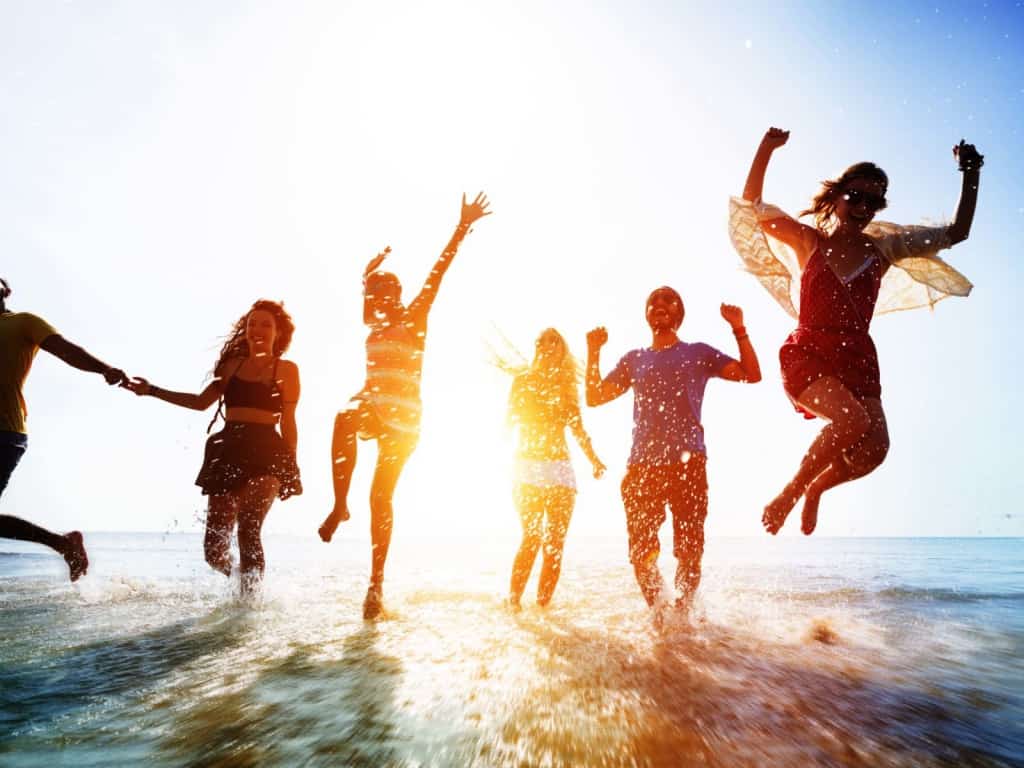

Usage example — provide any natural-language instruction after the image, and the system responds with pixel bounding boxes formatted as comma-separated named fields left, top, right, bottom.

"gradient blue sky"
left=3, top=1, right=1021, bottom=538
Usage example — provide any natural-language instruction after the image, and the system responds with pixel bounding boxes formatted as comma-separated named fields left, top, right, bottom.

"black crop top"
left=223, top=361, right=282, bottom=415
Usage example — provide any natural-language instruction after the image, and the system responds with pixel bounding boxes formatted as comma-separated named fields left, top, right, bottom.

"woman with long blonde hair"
left=504, top=328, right=605, bottom=610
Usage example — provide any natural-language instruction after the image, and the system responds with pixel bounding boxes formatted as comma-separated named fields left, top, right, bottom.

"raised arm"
left=408, top=192, right=491, bottom=320
left=742, top=127, right=816, bottom=266
left=717, top=304, right=762, bottom=383
left=39, top=334, right=126, bottom=385
left=947, top=140, right=983, bottom=246
left=585, top=327, right=630, bottom=407
left=277, top=360, right=300, bottom=451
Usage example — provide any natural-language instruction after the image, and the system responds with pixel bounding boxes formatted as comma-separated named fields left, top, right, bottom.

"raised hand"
left=720, top=303, right=745, bottom=330
left=586, top=327, right=608, bottom=351
left=761, top=126, right=790, bottom=151
left=953, top=139, right=984, bottom=172
left=459, top=192, right=492, bottom=228
left=124, top=376, right=152, bottom=396
left=363, top=246, right=391, bottom=278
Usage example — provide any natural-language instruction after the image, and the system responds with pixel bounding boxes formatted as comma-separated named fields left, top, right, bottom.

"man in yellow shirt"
left=0, top=278, right=126, bottom=581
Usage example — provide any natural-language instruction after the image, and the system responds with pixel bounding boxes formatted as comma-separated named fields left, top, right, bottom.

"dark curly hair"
left=212, top=299, right=295, bottom=376
left=0, top=277, right=10, bottom=313
left=801, top=162, right=889, bottom=232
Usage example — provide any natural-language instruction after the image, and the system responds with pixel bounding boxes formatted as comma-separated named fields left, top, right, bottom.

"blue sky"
left=2, top=1, right=1021, bottom=538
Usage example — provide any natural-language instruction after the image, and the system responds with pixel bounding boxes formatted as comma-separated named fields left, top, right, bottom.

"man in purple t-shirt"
left=586, top=286, right=761, bottom=614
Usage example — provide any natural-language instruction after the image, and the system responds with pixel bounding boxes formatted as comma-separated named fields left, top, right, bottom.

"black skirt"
left=195, top=422, right=302, bottom=500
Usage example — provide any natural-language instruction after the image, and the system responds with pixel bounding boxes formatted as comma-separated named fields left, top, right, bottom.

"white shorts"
left=514, top=458, right=576, bottom=491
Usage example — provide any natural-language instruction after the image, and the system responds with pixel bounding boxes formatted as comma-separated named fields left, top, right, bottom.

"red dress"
left=780, top=246, right=883, bottom=418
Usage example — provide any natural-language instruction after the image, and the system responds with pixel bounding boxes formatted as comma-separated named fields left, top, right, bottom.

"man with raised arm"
left=586, top=287, right=760, bottom=618
left=0, top=278, right=126, bottom=581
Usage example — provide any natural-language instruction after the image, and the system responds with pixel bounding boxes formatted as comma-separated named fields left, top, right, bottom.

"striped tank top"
left=363, top=319, right=424, bottom=437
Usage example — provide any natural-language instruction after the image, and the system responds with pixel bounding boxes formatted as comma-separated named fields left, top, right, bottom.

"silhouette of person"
left=731, top=128, right=982, bottom=535
left=318, top=192, right=491, bottom=620
left=502, top=328, right=605, bottom=610
left=586, top=290, right=760, bottom=616
left=0, top=277, right=126, bottom=581
left=125, top=300, right=301, bottom=595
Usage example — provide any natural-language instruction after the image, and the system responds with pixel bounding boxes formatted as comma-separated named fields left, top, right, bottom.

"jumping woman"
left=731, top=127, right=982, bottom=535
left=318, top=192, right=491, bottom=619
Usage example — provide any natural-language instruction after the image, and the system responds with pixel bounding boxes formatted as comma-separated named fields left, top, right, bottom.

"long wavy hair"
left=212, top=299, right=295, bottom=375
left=492, top=328, right=581, bottom=421
left=801, top=162, right=889, bottom=232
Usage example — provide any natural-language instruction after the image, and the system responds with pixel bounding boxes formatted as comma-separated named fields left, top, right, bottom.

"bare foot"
left=62, top=531, right=88, bottom=582
left=801, top=492, right=821, bottom=535
left=763, top=487, right=800, bottom=535
left=318, top=504, right=350, bottom=543
left=362, top=585, right=383, bottom=620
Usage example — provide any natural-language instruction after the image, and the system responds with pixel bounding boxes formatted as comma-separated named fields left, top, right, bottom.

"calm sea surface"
left=1, top=533, right=1022, bottom=767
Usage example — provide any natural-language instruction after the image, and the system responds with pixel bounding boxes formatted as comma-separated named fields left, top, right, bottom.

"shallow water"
left=2, top=534, right=1022, bottom=767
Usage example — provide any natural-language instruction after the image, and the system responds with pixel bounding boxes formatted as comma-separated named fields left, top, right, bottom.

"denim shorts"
left=0, top=431, right=28, bottom=498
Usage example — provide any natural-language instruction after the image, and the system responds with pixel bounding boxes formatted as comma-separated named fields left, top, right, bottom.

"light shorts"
left=514, top=458, right=576, bottom=492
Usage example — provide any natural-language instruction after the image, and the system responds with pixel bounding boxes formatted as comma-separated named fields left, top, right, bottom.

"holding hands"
left=459, top=192, right=492, bottom=228
left=123, top=377, right=152, bottom=396
left=103, top=367, right=128, bottom=386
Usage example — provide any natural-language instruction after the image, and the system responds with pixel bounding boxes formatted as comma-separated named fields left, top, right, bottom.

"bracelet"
left=958, top=155, right=984, bottom=172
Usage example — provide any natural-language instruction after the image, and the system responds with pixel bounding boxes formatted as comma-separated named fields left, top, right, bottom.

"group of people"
left=1, top=129, right=983, bottom=622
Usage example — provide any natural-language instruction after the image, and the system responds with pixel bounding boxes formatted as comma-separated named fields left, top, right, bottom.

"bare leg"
left=764, top=377, right=872, bottom=534
left=801, top=398, right=890, bottom=535
left=237, top=476, right=279, bottom=595
left=205, top=495, right=238, bottom=577
left=320, top=404, right=370, bottom=542
left=364, top=440, right=413, bottom=619
left=509, top=487, right=544, bottom=609
left=0, top=515, right=88, bottom=582
left=537, top=488, right=574, bottom=607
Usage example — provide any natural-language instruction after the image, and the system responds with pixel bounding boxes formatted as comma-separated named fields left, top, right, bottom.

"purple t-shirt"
left=606, top=341, right=733, bottom=464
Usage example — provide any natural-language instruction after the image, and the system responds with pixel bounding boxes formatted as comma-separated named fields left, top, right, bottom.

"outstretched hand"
left=953, top=139, right=984, bottom=172
left=124, top=376, right=152, bottom=396
left=363, top=246, right=391, bottom=278
left=761, top=126, right=790, bottom=150
left=459, top=192, right=492, bottom=228
left=720, top=303, right=744, bottom=330
left=586, top=327, right=608, bottom=351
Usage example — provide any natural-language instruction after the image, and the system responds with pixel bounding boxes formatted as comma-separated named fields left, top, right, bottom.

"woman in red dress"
left=731, top=127, right=983, bottom=535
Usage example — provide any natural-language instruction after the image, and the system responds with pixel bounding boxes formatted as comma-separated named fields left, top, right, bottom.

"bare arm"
left=947, top=140, right=983, bottom=246
left=717, top=304, right=761, bottom=383
left=585, top=328, right=630, bottom=407
left=277, top=360, right=300, bottom=451
left=123, top=359, right=237, bottom=411
left=567, top=407, right=606, bottom=478
left=408, top=192, right=491, bottom=319
left=742, top=127, right=817, bottom=268
left=39, top=334, right=125, bottom=385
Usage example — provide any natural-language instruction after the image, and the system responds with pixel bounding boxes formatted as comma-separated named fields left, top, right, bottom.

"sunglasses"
left=842, top=187, right=887, bottom=211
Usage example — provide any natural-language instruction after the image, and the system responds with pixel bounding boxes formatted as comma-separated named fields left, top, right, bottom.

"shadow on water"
left=157, top=623, right=408, bottom=767
left=497, top=614, right=1022, bottom=768
left=0, top=608, right=254, bottom=743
